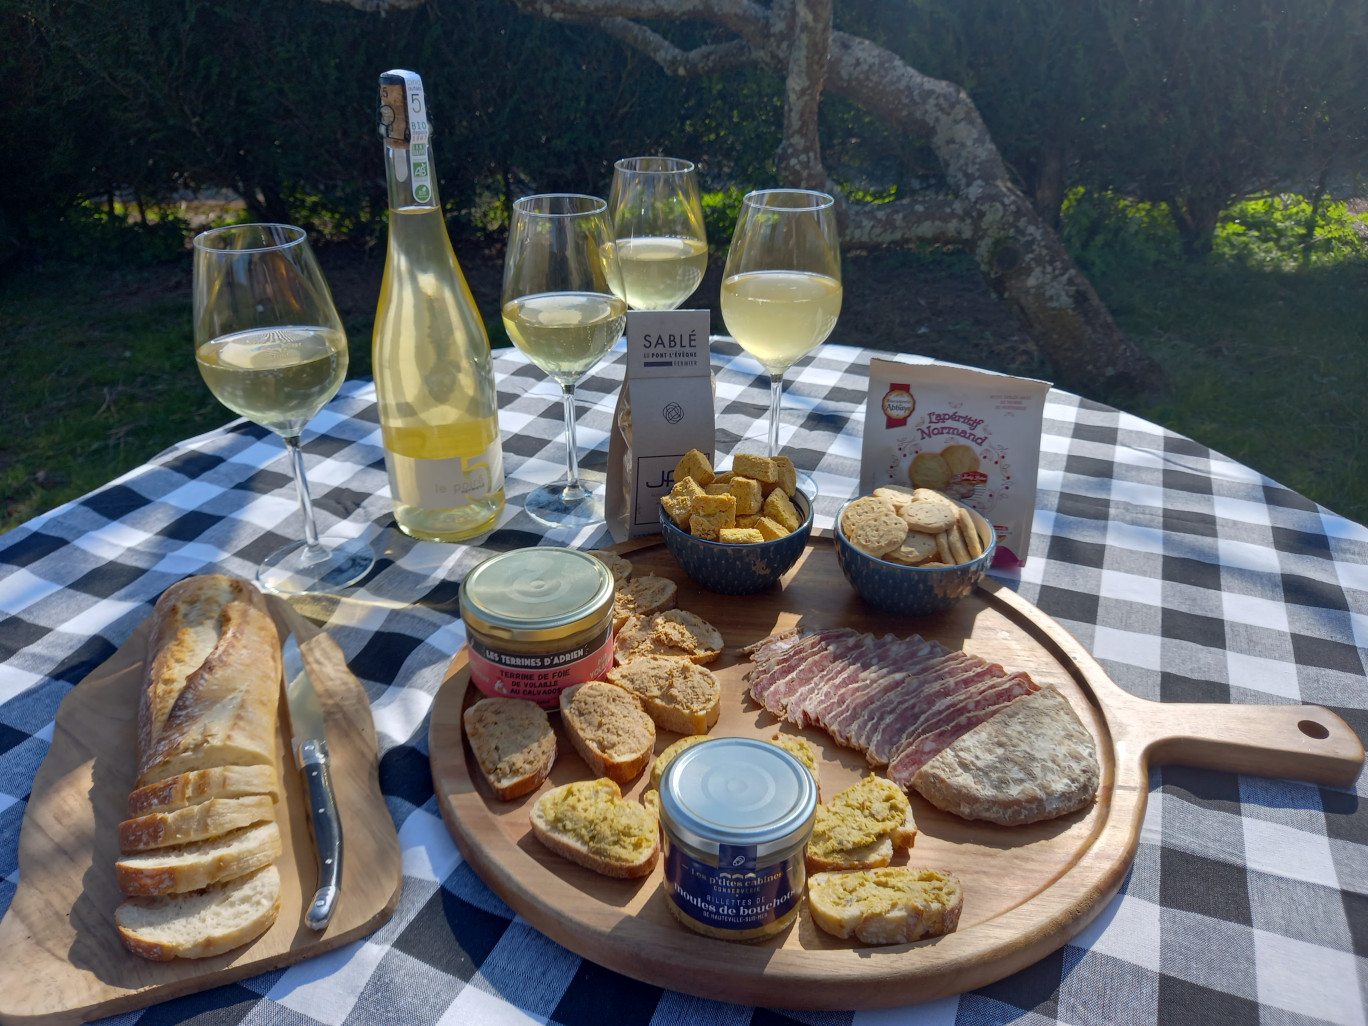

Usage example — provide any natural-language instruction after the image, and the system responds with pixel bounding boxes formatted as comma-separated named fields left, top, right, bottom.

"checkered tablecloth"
left=2, top=338, right=1365, bottom=1025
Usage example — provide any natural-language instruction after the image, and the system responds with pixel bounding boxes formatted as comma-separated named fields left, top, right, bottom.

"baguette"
left=529, top=779, right=660, bottom=878
left=118, top=795, right=275, bottom=854
left=137, top=575, right=282, bottom=787
left=559, top=682, right=655, bottom=783
left=115, top=864, right=282, bottom=961
left=462, top=697, right=557, bottom=800
left=127, top=765, right=281, bottom=817
left=806, top=774, right=916, bottom=873
left=807, top=867, right=963, bottom=945
left=605, top=656, right=721, bottom=735
left=116, top=821, right=283, bottom=897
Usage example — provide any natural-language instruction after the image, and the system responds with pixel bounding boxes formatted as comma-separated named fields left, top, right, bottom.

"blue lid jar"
left=659, top=737, right=817, bottom=941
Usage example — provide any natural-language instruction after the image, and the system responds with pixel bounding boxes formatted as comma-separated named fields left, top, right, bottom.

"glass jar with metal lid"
left=459, top=546, right=615, bottom=709
left=658, top=737, right=817, bottom=942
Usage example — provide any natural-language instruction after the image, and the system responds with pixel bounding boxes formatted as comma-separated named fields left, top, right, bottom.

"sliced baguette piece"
left=611, top=575, right=677, bottom=631
left=462, top=696, right=557, bottom=800
left=614, top=610, right=724, bottom=665
left=116, top=863, right=282, bottom=961
left=118, top=794, right=275, bottom=854
left=116, top=821, right=283, bottom=897
left=808, top=867, right=963, bottom=945
left=806, top=774, right=916, bottom=873
left=910, top=686, right=1099, bottom=826
left=649, top=734, right=711, bottom=791
left=127, top=765, right=281, bottom=817
left=559, top=681, right=655, bottom=784
left=529, top=778, right=660, bottom=878
left=605, top=656, right=721, bottom=735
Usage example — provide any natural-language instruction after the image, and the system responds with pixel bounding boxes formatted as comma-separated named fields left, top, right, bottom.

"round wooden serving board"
left=429, top=535, right=1362, bottom=1010
left=0, top=598, right=403, bottom=1026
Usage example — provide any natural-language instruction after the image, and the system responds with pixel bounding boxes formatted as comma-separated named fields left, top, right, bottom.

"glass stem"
left=560, top=382, right=586, bottom=497
left=283, top=436, right=328, bottom=565
left=767, top=369, right=786, bottom=458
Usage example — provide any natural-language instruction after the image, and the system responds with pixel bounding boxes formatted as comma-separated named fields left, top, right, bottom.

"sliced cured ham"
left=744, top=628, right=1096, bottom=824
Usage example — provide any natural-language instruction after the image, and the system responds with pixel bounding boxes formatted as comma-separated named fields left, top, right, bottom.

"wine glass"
left=192, top=223, right=374, bottom=593
left=607, top=156, right=707, bottom=310
left=720, top=189, right=842, bottom=495
left=501, top=195, right=626, bottom=528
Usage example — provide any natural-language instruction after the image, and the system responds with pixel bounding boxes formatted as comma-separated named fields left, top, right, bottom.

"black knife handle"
left=299, top=738, right=342, bottom=931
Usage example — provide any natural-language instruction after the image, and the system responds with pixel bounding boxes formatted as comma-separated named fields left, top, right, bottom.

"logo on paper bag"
left=882, top=383, right=914, bottom=427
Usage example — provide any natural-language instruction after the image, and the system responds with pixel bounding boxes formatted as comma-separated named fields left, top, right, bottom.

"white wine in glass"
left=501, top=194, right=626, bottom=528
left=192, top=223, right=373, bottom=593
left=720, top=189, right=841, bottom=486
left=607, top=156, right=708, bottom=311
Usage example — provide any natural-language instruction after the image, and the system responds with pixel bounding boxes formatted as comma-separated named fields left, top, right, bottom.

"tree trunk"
left=325, top=0, right=1167, bottom=400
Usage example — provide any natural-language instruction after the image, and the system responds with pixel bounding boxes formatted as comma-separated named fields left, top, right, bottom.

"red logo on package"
left=882, top=384, right=914, bottom=428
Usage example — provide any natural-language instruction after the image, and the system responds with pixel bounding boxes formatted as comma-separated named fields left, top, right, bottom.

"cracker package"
left=608, top=310, right=716, bottom=541
left=860, top=356, right=1050, bottom=567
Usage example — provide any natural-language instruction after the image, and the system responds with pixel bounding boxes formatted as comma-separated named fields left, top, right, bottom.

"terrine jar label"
left=663, top=842, right=802, bottom=932
left=459, top=547, right=616, bottom=708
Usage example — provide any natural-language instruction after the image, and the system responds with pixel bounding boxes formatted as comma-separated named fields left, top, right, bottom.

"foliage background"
left=0, top=0, right=1365, bottom=528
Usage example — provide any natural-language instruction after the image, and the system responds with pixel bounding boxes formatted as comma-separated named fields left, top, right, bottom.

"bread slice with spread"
left=559, top=681, right=656, bottom=783
left=530, top=778, right=660, bottom=878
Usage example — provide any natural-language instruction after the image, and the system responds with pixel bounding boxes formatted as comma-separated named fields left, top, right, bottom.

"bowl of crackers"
left=659, top=449, right=814, bottom=595
left=833, top=486, right=995, bottom=616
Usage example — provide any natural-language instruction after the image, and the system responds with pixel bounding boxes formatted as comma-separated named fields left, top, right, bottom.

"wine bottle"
left=373, top=69, right=505, bottom=541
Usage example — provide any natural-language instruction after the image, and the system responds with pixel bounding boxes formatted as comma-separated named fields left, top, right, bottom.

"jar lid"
left=660, top=738, right=816, bottom=858
left=460, top=547, right=614, bottom=643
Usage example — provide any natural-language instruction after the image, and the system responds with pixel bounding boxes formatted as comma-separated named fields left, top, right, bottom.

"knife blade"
left=282, top=632, right=342, bottom=931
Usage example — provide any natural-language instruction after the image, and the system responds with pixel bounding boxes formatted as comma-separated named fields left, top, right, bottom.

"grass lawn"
left=2, top=244, right=1365, bottom=532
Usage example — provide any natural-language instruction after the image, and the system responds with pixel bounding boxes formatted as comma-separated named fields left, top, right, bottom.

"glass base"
left=795, top=469, right=819, bottom=501
left=524, top=481, right=604, bottom=529
left=256, top=536, right=374, bottom=595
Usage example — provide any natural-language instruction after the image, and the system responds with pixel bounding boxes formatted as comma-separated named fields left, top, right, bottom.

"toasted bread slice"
left=118, top=794, right=276, bottom=854
left=115, top=821, right=283, bottom=897
left=769, top=732, right=820, bottom=795
left=807, top=867, right=963, bottom=945
left=559, top=682, right=655, bottom=783
left=530, top=778, right=660, bottom=878
left=649, top=734, right=711, bottom=791
left=115, top=864, right=282, bottom=961
left=126, top=765, right=281, bottom=817
left=611, top=575, right=678, bottom=631
left=614, top=610, right=724, bottom=665
left=462, top=697, right=557, bottom=800
left=606, top=656, right=721, bottom=735
left=806, top=774, right=916, bottom=873
left=587, top=549, right=632, bottom=583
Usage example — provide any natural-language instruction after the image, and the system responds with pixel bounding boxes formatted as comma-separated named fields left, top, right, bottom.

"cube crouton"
left=690, top=509, right=735, bottom=541
left=754, top=516, right=789, bottom=541
left=719, top=528, right=765, bottom=544
left=733, top=452, right=778, bottom=485
left=712, top=471, right=734, bottom=485
left=736, top=514, right=761, bottom=530
left=662, top=494, right=692, bottom=529
left=705, top=483, right=732, bottom=496
left=727, top=476, right=763, bottom=515
left=763, top=489, right=801, bottom=533
left=671, top=476, right=706, bottom=499
left=690, top=493, right=736, bottom=517
left=675, top=449, right=715, bottom=488
left=771, top=456, right=799, bottom=497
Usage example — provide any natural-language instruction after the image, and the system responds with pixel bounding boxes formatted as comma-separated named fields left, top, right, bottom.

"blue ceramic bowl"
left=833, top=495, right=996, bottom=616
left=659, top=489, right=814, bottom=595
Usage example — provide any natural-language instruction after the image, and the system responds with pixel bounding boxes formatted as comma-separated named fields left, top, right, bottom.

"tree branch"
left=593, top=18, right=755, bottom=75
left=774, top=0, right=830, bottom=189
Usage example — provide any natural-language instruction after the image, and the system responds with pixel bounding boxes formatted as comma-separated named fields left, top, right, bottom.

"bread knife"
left=282, top=632, right=342, bottom=931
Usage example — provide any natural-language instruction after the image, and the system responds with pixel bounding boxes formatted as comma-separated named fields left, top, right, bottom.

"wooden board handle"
left=1132, top=701, right=1363, bottom=788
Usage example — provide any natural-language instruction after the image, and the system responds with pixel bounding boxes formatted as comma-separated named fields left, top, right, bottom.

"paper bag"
left=861, top=356, right=1051, bottom=567
left=607, top=310, right=716, bottom=541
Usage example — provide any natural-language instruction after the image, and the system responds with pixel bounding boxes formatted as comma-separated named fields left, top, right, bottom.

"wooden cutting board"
left=429, top=535, right=1363, bottom=1010
left=0, top=597, right=403, bottom=1026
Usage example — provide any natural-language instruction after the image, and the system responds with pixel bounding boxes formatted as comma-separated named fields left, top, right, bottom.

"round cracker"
left=847, top=511, right=908, bottom=557
left=901, top=498, right=957, bottom=534
left=871, top=486, right=916, bottom=513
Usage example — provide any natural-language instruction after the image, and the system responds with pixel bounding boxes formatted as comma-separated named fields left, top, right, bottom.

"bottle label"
left=385, top=442, right=504, bottom=509
left=378, top=69, right=433, bottom=203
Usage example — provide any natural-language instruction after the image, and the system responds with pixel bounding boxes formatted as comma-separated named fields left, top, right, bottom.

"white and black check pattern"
left=1, top=339, right=1364, bottom=1025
